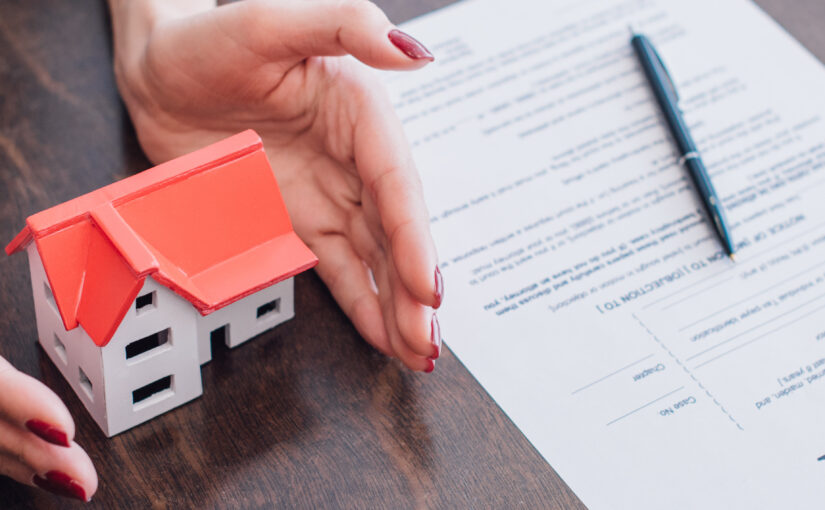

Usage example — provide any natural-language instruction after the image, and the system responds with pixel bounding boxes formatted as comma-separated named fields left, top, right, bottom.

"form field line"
left=571, top=353, right=655, bottom=395
left=677, top=259, right=825, bottom=332
left=693, top=301, right=825, bottom=369
left=606, top=386, right=684, bottom=426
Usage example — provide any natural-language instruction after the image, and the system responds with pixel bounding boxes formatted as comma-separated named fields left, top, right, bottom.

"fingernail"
left=433, top=266, right=444, bottom=309
left=430, top=314, right=442, bottom=359
left=424, top=358, right=436, bottom=373
left=26, top=419, right=70, bottom=448
left=388, top=29, right=434, bottom=61
left=33, top=471, right=87, bottom=502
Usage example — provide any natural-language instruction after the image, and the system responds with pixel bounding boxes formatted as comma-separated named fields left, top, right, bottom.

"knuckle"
left=14, top=436, right=32, bottom=467
left=319, top=260, right=345, bottom=295
left=337, top=0, right=378, bottom=19
left=0, top=420, right=30, bottom=470
left=347, top=73, right=384, bottom=112
left=388, top=217, right=416, bottom=255
left=349, top=292, right=374, bottom=324
left=367, top=164, right=401, bottom=203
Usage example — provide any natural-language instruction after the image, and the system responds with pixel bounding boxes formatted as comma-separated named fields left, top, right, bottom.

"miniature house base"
left=28, top=244, right=295, bottom=437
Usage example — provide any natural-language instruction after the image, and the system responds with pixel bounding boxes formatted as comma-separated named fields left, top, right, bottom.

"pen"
left=629, top=28, right=736, bottom=261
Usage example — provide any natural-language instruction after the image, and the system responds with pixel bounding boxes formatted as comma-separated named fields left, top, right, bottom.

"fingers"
left=0, top=357, right=96, bottom=501
left=388, top=261, right=441, bottom=359
left=348, top=214, right=439, bottom=368
left=0, top=420, right=96, bottom=502
left=0, top=357, right=74, bottom=447
left=371, top=258, right=434, bottom=372
left=0, top=452, right=34, bottom=488
left=313, top=222, right=437, bottom=371
left=312, top=235, right=393, bottom=356
left=354, top=88, right=442, bottom=309
left=226, top=0, right=435, bottom=70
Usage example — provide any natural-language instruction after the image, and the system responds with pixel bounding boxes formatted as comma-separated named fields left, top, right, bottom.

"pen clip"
left=649, top=42, right=679, bottom=102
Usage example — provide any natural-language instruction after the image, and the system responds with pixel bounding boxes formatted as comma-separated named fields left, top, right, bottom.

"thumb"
left=219, top=0, right=434, bottom=69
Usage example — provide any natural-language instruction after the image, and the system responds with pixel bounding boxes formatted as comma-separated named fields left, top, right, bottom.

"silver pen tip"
left=628, top=24, right=638, bottom=36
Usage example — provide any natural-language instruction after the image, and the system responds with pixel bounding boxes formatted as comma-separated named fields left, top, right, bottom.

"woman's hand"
left=0, top=356, right=96, bottom=501
left=108, top=0, right=444, bottom=371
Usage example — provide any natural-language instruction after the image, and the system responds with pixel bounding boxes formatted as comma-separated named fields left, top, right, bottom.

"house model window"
left=53, top=334, right=67, bottom=365
left=125, top=329, right=170, bottom=361
left=44, top=282, right=57, bottom=312
left=135, top=291, right=156, bottom=314
left=4, top=131, right=318, bottom=437
left=132, top=375, right=173, bottom=409
left=256, top=298, right=281, bottom=321
left=78, top=367, right=93, bottom=401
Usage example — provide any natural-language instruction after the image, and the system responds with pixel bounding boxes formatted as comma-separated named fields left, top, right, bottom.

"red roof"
left=6, top=130, right=317, bottom=347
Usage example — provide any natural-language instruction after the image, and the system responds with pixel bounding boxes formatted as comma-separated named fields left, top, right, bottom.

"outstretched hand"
left=109, top=0, right=444, bottom=371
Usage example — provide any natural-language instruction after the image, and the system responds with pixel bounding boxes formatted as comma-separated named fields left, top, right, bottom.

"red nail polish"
left=424, top=359, right=435, bottom=373
left=433, top=266, right=444, bottom=309
left=26, top=419, right=70, bottom=447
left=430, top=314, right=442, bottom=359
left=388, top=29, right=434, bottom=61
left=32, top=471, right=87, bottom=502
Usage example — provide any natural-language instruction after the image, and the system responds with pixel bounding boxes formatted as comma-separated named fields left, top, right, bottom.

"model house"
left=5, top=131, right=317, bottom=437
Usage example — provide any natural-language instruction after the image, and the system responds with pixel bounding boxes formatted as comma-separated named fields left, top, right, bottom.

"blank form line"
left=694, top=301, right=825, bottom=369
left=661, top=275, right=738, bottom=312
left=642, top=269, right=733, bottom=310
left=571, top=353, right=655, bottom=395
left=642, top=218, right=825, bottom=311
left=677, top=259, right=825, bottom=332
left=606, top=386, right=684, bottom=426
left=687, top=291, right=825, bottom=362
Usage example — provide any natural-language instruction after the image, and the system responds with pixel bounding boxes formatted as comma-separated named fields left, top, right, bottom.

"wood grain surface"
left=0, top=0, right=822, bottom=508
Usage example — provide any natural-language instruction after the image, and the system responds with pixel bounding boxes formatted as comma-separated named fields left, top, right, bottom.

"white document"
left=383, top=0, right=825, bottom=508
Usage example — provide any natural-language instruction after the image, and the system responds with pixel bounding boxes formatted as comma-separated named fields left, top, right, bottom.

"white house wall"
left=26, top=245, right=107, bottom=433
left=196, top=278, right=295, bottom=364
left=101, top=278, right=203, bottom=437
left=25, top=245, right=297, bottom=438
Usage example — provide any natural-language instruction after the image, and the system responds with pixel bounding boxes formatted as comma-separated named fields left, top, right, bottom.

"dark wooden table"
left=1, top=1, right=822, bottom=508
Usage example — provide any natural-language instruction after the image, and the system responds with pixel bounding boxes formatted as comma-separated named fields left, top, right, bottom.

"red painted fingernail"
left=33, top=471, right=87, bottom=502
left=388, top=29, right=434, bottom=61
left=434, top=266, right=444, bottom=309
left=26, top=419, right=70, bottom=448
left=424, top=358, right=435, bottom=373
left=430, top=314, right=442, bottom=359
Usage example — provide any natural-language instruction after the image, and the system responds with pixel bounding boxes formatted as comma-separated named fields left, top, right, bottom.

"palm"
left=115, top=1, right=442, bottom=370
